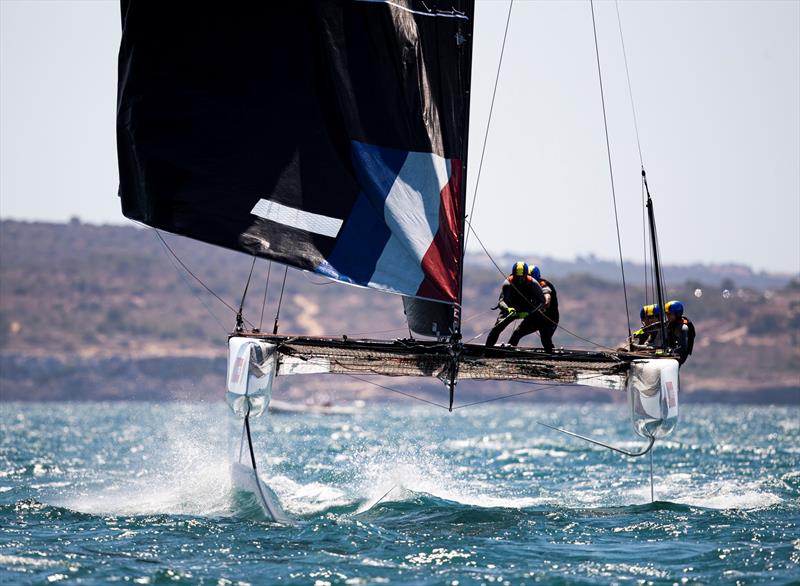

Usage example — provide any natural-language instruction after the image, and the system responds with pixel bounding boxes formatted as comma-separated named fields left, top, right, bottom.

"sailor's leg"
left=539, top=321, right=557, bottom=352
left=485, top=314, right=514, bottom=347
left=508, top=315, right=539, bottom=347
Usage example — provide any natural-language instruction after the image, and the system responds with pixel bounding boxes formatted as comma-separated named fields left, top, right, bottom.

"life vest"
left=503, top=275, right=541, bottom=310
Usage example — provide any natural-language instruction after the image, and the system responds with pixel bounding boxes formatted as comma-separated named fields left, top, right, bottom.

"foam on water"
left=270, top=474, right=352, bottom=516
left=656, top=478, right=783, bottom=510
left=58, top=405, right=233, bottom=517
left=3, top=402, right=798, bottom=585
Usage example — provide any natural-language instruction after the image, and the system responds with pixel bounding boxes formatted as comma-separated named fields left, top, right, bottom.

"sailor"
left=665, top=300, right=695, bottom=365
left=529, top=265, right=559, bottom=352
left=631, top=304, right=663, bottom=350
left=485, top=262, right=549, bottom=349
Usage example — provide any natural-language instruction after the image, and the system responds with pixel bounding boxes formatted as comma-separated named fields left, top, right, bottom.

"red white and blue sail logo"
left=315, top=141, right=462, bottom=304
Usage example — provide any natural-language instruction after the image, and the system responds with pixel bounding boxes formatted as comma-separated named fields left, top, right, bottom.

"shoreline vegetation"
left=1, top=219, right=797, bottom=404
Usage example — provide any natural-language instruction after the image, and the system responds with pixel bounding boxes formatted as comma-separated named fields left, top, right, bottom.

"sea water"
left=1, top=401, right=798, bottom=585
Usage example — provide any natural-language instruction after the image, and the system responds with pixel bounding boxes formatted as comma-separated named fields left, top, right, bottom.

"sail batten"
left=117, top=1, right=473, bottom=305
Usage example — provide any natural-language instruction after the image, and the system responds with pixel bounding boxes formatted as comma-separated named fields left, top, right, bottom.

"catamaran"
left=116, top=0, right=680, bottom=521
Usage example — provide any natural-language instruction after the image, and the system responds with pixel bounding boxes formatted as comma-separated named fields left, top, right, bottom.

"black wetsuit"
left=536, top=278, right=559, bottom=352
left=667, top=317, right=692, bottom=365
left=632, top=322, right=664, bottom=349
left=485, top=276, right=548, bottom=348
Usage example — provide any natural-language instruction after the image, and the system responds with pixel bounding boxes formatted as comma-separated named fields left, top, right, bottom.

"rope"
left=614, top=0, right=644, bottom=170
left=272, top=265, right=289, bottom=335
left=341, top=373, right=450, bottom=410
left=453, top=371, right=620, bottom=410
left=237, top=256, right=258, bottom=322
left=346, top=308, right=494, bottom=339
left=614, top=0, right=652, bottom=307
left=343, top=370, right=618, bottom=413
left=259, top=261, right=272, bottom=331
left=463, top=0, right=514, bottom=252
left=465, top=219, right=617, bottom=351
left=151, top=229, right=229, bottom=334
left=590, top=0, right=633, bottom=339
left=452, top=381, right=562, bottom=410
left=152, top=229, right=240, bottom=317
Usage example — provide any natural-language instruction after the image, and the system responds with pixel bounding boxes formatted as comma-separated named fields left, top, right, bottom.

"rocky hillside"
left=1, top=220, right=797, bottom=403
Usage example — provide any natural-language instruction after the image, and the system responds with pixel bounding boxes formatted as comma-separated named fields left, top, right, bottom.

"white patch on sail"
left=369, top=152, right=450, bottom=294
left=251, top=199, right=342, bottom=238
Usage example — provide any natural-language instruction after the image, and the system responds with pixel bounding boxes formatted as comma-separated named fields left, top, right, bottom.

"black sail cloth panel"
left=117, top=1, right=473, bottom=311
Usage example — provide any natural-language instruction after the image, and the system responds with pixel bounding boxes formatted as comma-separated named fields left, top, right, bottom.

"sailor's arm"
left=498, top=281, right=512, bottom=312
left=529, top=280, right=546, bottom=312
left=677, top=323, right=690, bottom=362
left=541, top=284, right=552, bottom=309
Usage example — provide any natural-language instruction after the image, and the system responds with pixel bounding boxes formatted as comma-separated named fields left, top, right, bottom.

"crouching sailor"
left=665, top=300, right=695, bottom=365
left=631, top=304, right=663, bottom=350
left=485, top=262, right=549, bottom=349
left=530, top=265, right=559, bottom=352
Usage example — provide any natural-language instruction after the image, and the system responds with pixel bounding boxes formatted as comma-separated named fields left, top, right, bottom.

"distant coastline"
left=1, top=219, right=798, bottom=404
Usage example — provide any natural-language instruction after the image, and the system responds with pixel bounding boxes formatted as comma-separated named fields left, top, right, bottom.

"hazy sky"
left=1, top=0, right=798, bottom=274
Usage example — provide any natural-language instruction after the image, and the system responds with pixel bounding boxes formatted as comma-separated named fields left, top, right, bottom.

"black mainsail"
left=118, top=0, right=471, bottom=319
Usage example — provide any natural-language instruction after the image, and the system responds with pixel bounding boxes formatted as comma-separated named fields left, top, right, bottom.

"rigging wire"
left=452, top=380, right=573, bottom=410
left=590, top=0, right=633, bottom=339
left=272, top=265, right=289, bottom=335
left=465, top=219, right=618, bottom=351
left=346, top=308, right=495, bottom=339
left=308, top=369, right=652, bottom=459
left=343, top=370, right=616, bottom=413
left=462, top=0, right=514, bottom=252
left=152, top=228, right=242, bottom=318
left=341, top=373, right=451, bottom=410
left=614, top=0, right=644, bottom=170
left=614, top=0, right=653, bottom=306
left=236, top=256, right=258, bottom=329
left=150, top=228, right=236, bottom=333
left=258, top=261, right=272, bottom=331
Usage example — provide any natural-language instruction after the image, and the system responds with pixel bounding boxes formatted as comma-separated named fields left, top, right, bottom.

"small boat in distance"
left=269, top=397, right=366, bottom=416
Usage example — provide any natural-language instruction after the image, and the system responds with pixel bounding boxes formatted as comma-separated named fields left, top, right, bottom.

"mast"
left=455, top=21, right=474, bottom=342
left=445, top=8, right=475, bottom=412
left=643, top=170, right=667, bottom=349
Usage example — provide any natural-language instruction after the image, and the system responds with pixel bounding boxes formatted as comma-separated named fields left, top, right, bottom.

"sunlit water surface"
left=1, top=401, right=798, bottom=585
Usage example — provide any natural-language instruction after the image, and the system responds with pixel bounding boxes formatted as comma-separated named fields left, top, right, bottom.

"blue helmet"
left=640, top=304, right=661, bottom=320
left=511, top=261, right=528, bottom=278
left=529, top=265, right=541, bottom=281
left=665, top=300, right=684, bottom=316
